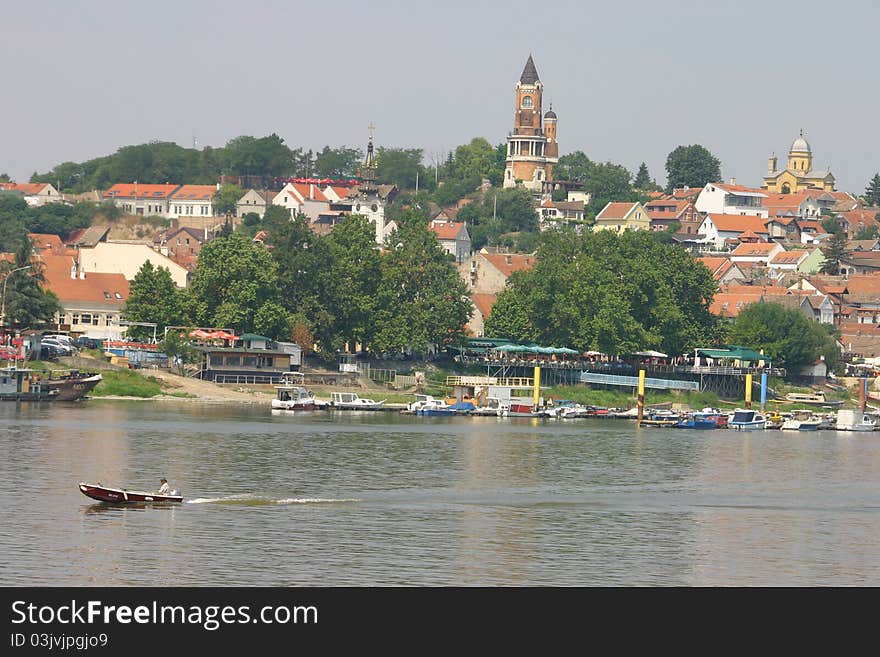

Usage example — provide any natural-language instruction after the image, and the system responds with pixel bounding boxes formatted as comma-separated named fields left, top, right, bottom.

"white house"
left=103, top=183, right=180, bottom=217
left=0, top=182, right=62, bottom=207
left=168, top=185, right=218, bottom=220
left=695, top=182, right=768, bottom=218
left=698, top=213, right=770, bottom=248
left=236, top=189, right=271, bottom=219
left=272, top=183, right=331, bottom=221
left=729, top=241, right=784, bottom=264
left=77, top=241, right=190, bottom=287
left=767, top=249, right=809, bottom=272
left=429, top=220, right=471, bottom=263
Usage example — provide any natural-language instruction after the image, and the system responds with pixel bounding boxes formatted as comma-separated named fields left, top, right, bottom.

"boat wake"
left=186, top=494, right=361, bottom=506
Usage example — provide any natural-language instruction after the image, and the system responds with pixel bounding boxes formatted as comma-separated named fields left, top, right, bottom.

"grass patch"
left=543, top=385, right=720, bottom=409
left=166, top=392, right=197, bottom=399
left=91, top=369, right=164, bottom=398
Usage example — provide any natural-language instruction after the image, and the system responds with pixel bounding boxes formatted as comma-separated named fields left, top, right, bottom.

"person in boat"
left=158, top=478, right=170, bottom=495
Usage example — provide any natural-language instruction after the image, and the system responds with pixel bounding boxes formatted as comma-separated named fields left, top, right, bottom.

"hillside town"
left=1, top=55, right=879, bottom=380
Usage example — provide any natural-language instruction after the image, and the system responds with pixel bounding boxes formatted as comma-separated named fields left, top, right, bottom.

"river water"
left=2, top=400, right=878, bottom=586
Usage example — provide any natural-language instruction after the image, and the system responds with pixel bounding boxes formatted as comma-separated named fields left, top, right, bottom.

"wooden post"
left=533, top=366, right=541, bottom=408
left=860, top=377, right=867, bottom=412
left=637, top=369, right=645, bottom=423
left=745, top=373, right=753, bottom=409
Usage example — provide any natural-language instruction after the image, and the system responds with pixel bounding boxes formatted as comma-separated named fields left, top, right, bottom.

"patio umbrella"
left=634, top=350, right=668, bottom=358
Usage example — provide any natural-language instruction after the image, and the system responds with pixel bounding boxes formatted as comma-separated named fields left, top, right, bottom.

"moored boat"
left=728, top=409, right=767, bottom=431
left=676, top=412, right=718, bottom=429
left=835, top=409, right=877, bottom=432
left=78, top=482, right=183, bottom=503
left=1, top=367, right=101, bottom=402
left=271, top=384, right=322, bottom=411
left=330, top=391, right=386, bottom=410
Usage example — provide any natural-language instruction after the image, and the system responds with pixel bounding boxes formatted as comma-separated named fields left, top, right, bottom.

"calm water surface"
left=2, top=400, right=879, bottom=586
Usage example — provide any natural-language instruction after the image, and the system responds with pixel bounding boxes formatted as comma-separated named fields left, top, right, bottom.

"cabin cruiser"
left=728, top=409, right=767, bottom=430
left=330, top=391, right=386, bottom=410
left=835, top=409, right=877, bottom=432
left=472, top=397, right=509, bottom=417
left=272, top=384, right=322, bottom=411
left=780, top=409, right=822, bottom=431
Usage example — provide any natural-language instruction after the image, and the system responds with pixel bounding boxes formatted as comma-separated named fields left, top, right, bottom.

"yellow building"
left=593, top=201, right=651, bottom=233
left=763, top=131, right=835, bottom=194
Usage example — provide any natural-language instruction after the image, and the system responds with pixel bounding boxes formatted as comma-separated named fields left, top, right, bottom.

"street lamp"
left=1, top=265, right=32, bottom=330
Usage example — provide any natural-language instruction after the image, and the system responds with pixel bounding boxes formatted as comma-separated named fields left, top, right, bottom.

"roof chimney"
left=729, top=178, right=737, bottom=185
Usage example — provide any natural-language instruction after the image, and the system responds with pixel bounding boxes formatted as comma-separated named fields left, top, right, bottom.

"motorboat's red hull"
left=79, top=482, right=183, bottom=503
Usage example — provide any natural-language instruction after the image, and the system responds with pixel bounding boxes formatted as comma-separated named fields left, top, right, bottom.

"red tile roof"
left=0, top=182, right=52, bottom=195
left=28, top=233, right=65, bottom=255
left=470, top=293, right=497, bottom=319
left=769, top=250, right=808, bottom=265
left=731, top=242, right=779, bottom=257
left=705, top=214, right=769, bottom=233
left=710, top=292, right=763, bottom=317
left=696, top=256, right=733, bottom=279
left=711, top=182, right=767, bottom=196
left=481, top=253, right=536, bottom=278
left=170, top=185, right=216, bottom=201
left=429, top=220, right=466, bottom=240
left=38, top=254, right=129, bottom=305
left=104, top=183, right=180, bottom=199
left=596, top=202, right=638, bottom=220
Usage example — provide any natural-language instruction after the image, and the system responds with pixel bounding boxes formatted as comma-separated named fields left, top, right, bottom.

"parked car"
left=40, top=344, right=66, bottom=360
left=74, top=336, right=104, bottom=349
left=43, top=334, right=74, bottom=345
left=41, top=338, right=75, bottom=355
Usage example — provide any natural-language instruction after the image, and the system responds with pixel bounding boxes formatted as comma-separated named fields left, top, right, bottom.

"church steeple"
left=520, top=54, right=539, bottom=84
left=359, top=122, right=378, bottom=196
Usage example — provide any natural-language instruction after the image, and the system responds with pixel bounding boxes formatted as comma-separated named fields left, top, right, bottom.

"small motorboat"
left=676, top=412, right=718, bottom=429
left=728, top=409, right=767, bottom=431
left=79, top=482, right=183, bottom=504
left=330, top=392, right=386, bottom=410
left=271, top=385, right=322, bottom=411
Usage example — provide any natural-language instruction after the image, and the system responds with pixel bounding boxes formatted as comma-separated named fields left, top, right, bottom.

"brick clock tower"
left=503, top=55, right=558, bottom=191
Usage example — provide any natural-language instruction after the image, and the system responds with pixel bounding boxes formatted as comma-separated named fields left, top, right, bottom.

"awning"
left=696, top=346, right=765, bottom=362
left=634, top=350, right=668, bottom=358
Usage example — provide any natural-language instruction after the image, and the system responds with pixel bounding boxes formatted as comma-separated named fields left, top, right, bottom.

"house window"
left=92, top=315, right=99, bottom=325
left=103, top=291, right=111, bottom=299
left=115, top=293, right=122, bottom=300
left=72, top=314, right=79, bottom=325
left=80, top=314, right=92, bottom=325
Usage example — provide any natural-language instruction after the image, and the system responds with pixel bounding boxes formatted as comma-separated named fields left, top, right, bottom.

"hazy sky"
left=3, top=0, right=878, bottom=193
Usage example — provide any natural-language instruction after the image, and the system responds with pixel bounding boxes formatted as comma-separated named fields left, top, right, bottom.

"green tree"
left=372, top=215, right=472, bottom=356
left=585, top=162, right=637, bottom=219
left=633, top=162, right=654, bottom=191
left=223, top=134, right=294, bottom=178
left=187, top=233, right=284, bottom=337
left=159, top=328, right=199, bottom=375
left=449, top=138, right=501, bottom=183
left=0, top=173, right=10, bottom=182
left=553, top=151, right=594, bottom=183
left=376, top=148, right=424, bottom=190
left=486, top=228, right=720, bottom=355
left=1, top=237, right=61, bottom=329
left=122, top=261, right=183, bottom=339
left=864, top=173, right=880, bottom=206
left=664, top=144, right=722, bottom=193
left=728, top=302, right=837, bottom=373
left=212, top=183, right=244, bottom=216
left=314, top=146, right=362, bottom=178
left=819, top=231, right=848, bottom=274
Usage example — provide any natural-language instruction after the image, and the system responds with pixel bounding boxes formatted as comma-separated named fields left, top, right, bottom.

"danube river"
left=2, top=400, right=879, bottom=586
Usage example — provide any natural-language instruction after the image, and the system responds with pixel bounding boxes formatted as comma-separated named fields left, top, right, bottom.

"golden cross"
left=368, top=122, right=376, bottom=141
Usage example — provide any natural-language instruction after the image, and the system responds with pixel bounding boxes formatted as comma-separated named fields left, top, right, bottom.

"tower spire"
left=519, top=54, right=539, bottom=84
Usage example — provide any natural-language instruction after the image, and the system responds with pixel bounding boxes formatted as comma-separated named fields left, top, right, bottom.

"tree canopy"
left=485, top=229, right=721, bottom=355
left=727, top=302, right=839, bottom=373
left=664, top=144, right=722, bottom=192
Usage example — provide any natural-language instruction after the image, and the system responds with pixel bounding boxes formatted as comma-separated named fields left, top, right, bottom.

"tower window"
left=522, top=95, right=533, bottom=109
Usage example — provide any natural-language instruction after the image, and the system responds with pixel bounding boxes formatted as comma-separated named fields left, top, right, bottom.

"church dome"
left=791, top=132, right=811, bottom=153
left=544, top=108, right=557, bottom=119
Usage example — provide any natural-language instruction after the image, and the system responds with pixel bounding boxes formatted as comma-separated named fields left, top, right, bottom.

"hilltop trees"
left=485, top=228, right=721, bottom=355
left=0, top=237, right=60, bottom=329
left=664, top=144, right=722, bottom=192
